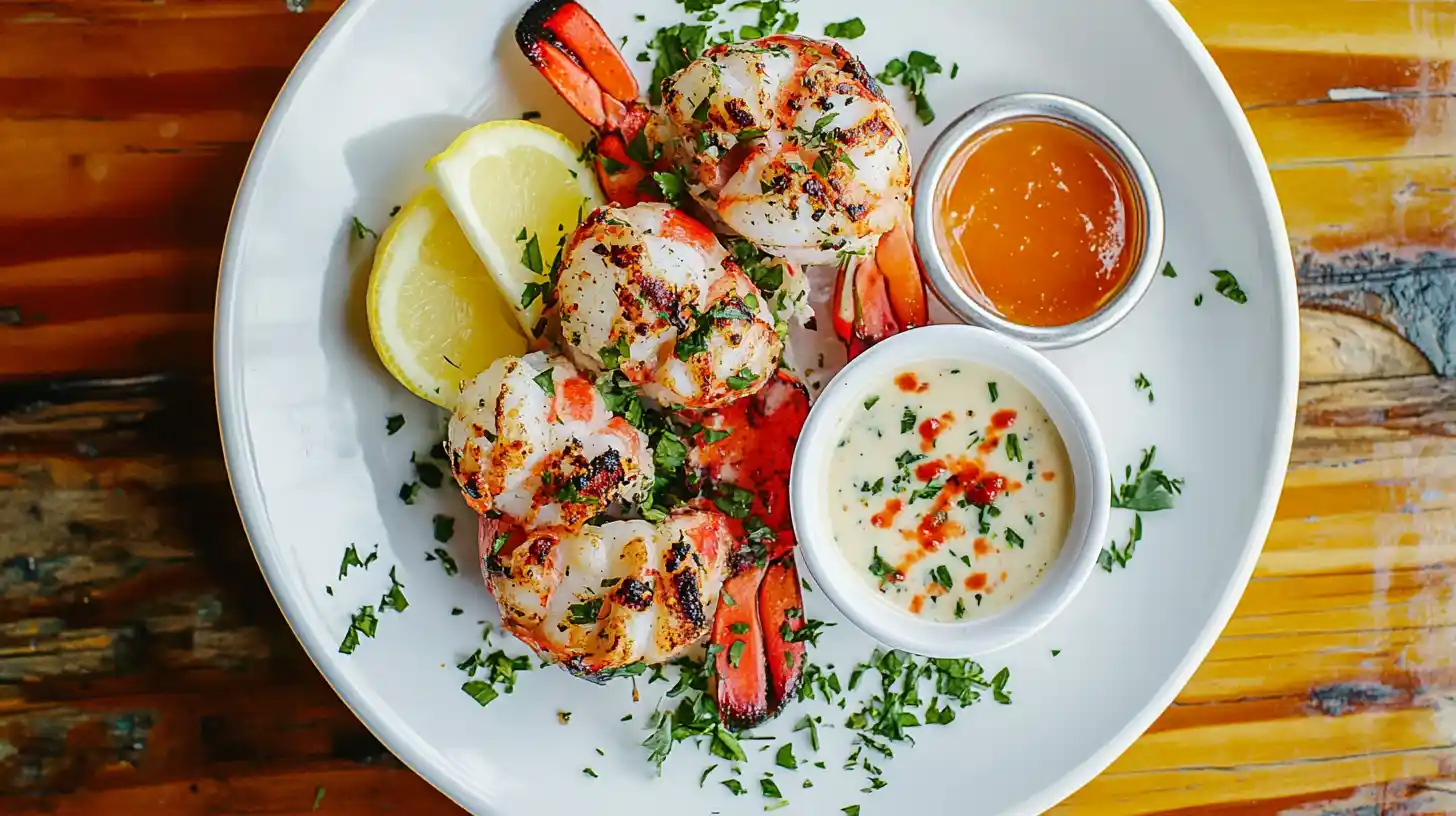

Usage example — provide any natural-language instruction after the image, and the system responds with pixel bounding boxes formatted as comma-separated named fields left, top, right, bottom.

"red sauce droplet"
left=1041, top=471, right=1056, bottom=482
left=909, top=594, right=926, bottom=614
left=895, top=372, right=929, bottom=393
left=871, top=499, right=903, bottom=529
left=965, top=572, right=988, bottom=590
left=915, top=460, right=947, bottom=482
left=973, top=537, right=992, bottom=556
left=915, top=506, right=964, bottom=550
left=991, top=409, right=1018, bottom=429
left=977, top=436, right=1000, bottom=455
left=918, top=415, right=952, bottom=452
left=965, top=474, right=1007, bottom=508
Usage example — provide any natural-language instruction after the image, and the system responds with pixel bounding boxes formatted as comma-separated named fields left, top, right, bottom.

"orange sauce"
left=936, top=118, right=1142, bottom=326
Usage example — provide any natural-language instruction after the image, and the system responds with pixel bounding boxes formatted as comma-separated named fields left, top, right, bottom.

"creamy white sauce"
left=828, top=360, right=1073, bottom=621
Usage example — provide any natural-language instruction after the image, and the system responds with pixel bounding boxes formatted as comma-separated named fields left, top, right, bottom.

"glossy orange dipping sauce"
left=936, top=118, right=1142, bottom=326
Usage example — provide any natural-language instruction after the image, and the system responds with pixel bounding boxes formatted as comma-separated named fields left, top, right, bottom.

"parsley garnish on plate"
left=337, top=544, right=377, bottom=580
left=876, top=50, right=944, bottom=125
left=379, top=566, right=409, bottom=612
left=431, top=546, right=459, bottom=576
left=385, top=413, right=405, bottom=434
left=350, top=217, right=379, bottom=240
left=1161, top=261, right=1178, bottom=278
left=1134, top=373, right=1154, bottom=403
left=338, top=605, right=378, bottom=655
left=824, top=17, right=866, bottom=39
left=432, top=514, right=456, bottom=543
left=1112, top=446, right=1184, bottom=511
left=1099, top=514, right=1143, bottom=572
left=1211, top=269, right=1248, bottom=303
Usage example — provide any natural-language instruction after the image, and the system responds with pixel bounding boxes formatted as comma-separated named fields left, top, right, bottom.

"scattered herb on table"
left=1194, top=293, right=1204, bottom=306
left=312, top=786, right=325, bottom=811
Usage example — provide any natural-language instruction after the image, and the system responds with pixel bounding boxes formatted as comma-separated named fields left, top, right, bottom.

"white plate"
left=215, top=1, right=1298, bottom=813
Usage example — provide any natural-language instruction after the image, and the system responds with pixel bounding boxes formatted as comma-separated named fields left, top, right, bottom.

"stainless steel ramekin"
left=912, top=93, right=1165, bottom=349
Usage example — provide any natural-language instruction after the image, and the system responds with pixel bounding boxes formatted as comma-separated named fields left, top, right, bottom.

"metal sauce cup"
left=912, top=93, right=1165, bottom=348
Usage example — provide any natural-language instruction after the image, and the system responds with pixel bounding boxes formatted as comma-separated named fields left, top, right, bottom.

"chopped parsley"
left=337, top=544, right=377, bottom=580
left=1099, top=513, right=1143, bottom=572
left=648, top=168, right=690, bottom=207
left=414, top=457, right=444, bottom=489
left=379, top=566, right=409, bottom=612
left=431, top=547, right=459, bottom=575
left=598, top=336, right=631, bottom=369
left=1211, top=269, right=1247, bottom=303
left=1194, top=293, right=1204, bottom=306
left=930, top=565, right=953, bottom=591
left=432, top=514, right=456, bottom=543
left=876, top=50, right=943, bottom=125
left=532, top=368, right=556, bottom=397
left=1005, top=433, right=1022, bottom=462
left=726, top=367, right=759, bottom=390
left=863, top=395, right=880, bottom=410
left=988, top=381, right=999, bottom=402
left=1111, top=446, right=1184, bottom=511
left=350, top=217, right=379, bottom=240
left=567, top=598, right=603, bottom=625
left=385, top=413, right=405, bottom=434
left=900, top=407, right=916, bottom=433
left=461, top=680, right=499, bottom=707
left=824, top=17, right=866, bottom=39
left=1134, top=372, right=1154, bottom=403
left=1161, top=261, right=1178, bottom=278
left=398, top=481, right=420, bottom=505
left=868, top=548, right=902, bottom=583
left=338, top=605, right=378, bottom=654
left=1004, top=528, right=1025, bottom=549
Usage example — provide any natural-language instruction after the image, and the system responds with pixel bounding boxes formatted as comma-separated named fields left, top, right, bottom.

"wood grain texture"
left=0, top=0, right=1453, bottom=813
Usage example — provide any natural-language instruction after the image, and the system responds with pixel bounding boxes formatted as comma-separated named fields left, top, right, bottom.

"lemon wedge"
left=427, top=120, right=603, bottom=335
left=367, top=186, right=528, bottom=408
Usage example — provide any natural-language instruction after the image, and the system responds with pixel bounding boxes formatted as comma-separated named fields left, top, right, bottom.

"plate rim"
left=212, top=1, right=1300, bottom=813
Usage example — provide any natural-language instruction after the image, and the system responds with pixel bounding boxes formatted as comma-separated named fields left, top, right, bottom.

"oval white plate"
left=215, top=1, right=1297, bottom=814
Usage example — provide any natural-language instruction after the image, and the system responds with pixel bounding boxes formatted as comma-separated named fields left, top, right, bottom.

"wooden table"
left=1, top=1, right=1452, bottom=813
